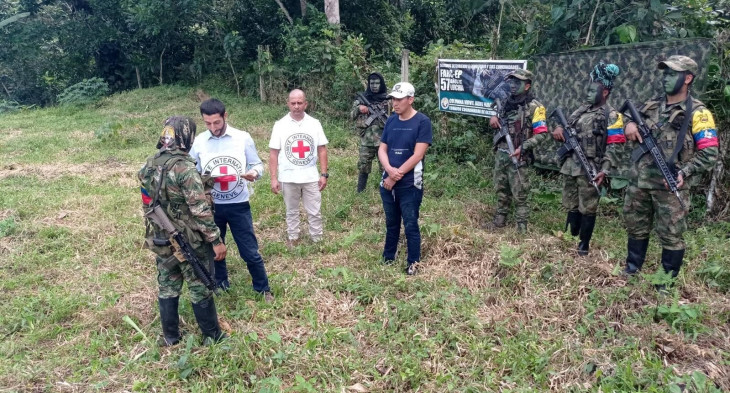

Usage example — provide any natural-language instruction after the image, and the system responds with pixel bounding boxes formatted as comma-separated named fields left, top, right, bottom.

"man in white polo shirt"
left=189, top=99, right=273, bottom=302
left=269, top=89, right=329, bottom=244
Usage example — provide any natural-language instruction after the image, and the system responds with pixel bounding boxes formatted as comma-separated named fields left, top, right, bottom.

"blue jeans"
left=380, top=186, right=423, bottom=264
left=213, top=202, right=270, bottom=293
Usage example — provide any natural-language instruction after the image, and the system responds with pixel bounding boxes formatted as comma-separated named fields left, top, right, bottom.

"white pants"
left=282, top=182, right=322, bottom=241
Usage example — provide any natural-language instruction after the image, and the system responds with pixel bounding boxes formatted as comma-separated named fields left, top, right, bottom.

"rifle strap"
left=151, top=154, right=185, bottom=207
left=668, top=94, right=693, bottom=167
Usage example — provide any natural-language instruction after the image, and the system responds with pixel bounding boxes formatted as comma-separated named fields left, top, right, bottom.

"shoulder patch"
left=692, top=108, right=718, bottom=150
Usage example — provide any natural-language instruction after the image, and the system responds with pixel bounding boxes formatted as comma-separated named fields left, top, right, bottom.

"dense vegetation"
left=1, top=1, right=729, bottom=390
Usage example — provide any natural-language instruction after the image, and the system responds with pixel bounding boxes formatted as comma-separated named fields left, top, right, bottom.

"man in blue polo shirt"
left=189, top=99, right=273, bottom=302
left=378, top=82, right=433, bottom=275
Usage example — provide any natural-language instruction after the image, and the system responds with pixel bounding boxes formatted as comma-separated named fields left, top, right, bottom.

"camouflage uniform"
left=351, top=99, right=387, bottom=172
left=492, top=69, right=548, bottom=231
left=351, top=72, right=389, bottom=192
left=623, top=55, right=719, bottom=282
left=139, top=116, right=225, bottom=345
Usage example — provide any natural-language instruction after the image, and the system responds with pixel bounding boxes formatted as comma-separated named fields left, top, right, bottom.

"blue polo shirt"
left=380, top=112, right=433, bottom=189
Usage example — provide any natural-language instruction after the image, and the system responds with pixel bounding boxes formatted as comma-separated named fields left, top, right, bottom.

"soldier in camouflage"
left=518, top=62, right=625, bottom=255
left=488, top=69, right=548, bottom=232
left=139, top=116, right=228, bottom=346
left=351, top=72, right=389, bottom=192
left=623, top=55, right=719, bottom=289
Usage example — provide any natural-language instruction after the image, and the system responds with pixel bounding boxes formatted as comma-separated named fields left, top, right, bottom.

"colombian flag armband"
left=532, top=106, right=547, bottom=134
left=692, top=109, right=718, bottom=150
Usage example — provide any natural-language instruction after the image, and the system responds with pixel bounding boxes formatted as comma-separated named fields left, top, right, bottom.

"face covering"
left=508, top=78, right=527, bottom=97
left=585, top=83, right=604, bottom=106
left=369, top=78, right=381, bottom=93
left=663, top=69, right=686, bottom=95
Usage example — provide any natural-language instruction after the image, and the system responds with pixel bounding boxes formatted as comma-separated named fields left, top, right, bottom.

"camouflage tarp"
left=530, top=38, right=714, bottom=182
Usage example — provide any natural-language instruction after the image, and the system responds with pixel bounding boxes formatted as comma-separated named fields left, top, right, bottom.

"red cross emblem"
left=213, top=166, right=238, bottom=191
left=291, top=140, right=311, bottom=158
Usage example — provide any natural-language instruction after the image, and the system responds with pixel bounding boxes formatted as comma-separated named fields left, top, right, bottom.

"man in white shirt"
left=269, top=89, right=329, bottom=244
left=189, top=99, right=272, bottom=302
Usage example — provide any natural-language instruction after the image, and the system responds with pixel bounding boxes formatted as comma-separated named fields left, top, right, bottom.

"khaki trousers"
left=282, top=181, right=323, bottom=241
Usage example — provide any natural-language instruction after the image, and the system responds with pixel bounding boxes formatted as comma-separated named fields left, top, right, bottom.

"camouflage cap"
left=658, top=55, right=698, bottom=75
left=506, top=69, right=534, bottom=81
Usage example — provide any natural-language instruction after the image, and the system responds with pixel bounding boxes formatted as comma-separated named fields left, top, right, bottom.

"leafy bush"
left=57, top=78, right=110, bottom=106
left=0, top=100, right=22, bottom=114
left=696, top=262, right=730, bottom=293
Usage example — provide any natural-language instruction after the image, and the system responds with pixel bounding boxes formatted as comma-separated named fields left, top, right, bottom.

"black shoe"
left=565, top=210, right=582, bottom=237
left=624, top=238, right=650, bottom=275
left=158, top=297, right=181, bottom=346
left=357, top=172, right=368, bottom=193
left=405, top=262, right=418, bottom=275
left=217, top=279, right=231, bottom=291
left=191, top=297, right=225, bottom=344
left=577, top=215, right=596, bottom=256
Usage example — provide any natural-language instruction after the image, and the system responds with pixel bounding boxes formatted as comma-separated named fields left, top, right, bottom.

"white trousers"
left=282, top=181, right=323, bottom=241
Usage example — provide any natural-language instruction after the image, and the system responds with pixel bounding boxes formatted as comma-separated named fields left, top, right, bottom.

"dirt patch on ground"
left=0, top=160, right=138, bottom=182
left=0, top=128, right=22, bottom=142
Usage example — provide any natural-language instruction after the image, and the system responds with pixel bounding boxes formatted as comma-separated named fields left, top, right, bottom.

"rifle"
left=620, top=99, right=686, bottom=210
left=356, top=92, right=389, bottom=127
left=145, top=205, right=219, bottom=293
left=551, top=107, right=601, bottom=194
left=492, top=101, right=522, bottom=182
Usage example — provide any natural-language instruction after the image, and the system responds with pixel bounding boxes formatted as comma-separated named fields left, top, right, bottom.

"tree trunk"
left=273, top=0, right=293, bottom=24
left=135, top=67, right=142, bottom=89
left=400, top=49, right=410, bottom=82
left=491, top=0, right=504, bottom=59
left=324, top=0, right=339, bottom=25
left=300, top=0, right=307, bottom=17
left=159, top=47, right=166, bottom=86
left=228, top=56, right=240, bottom=97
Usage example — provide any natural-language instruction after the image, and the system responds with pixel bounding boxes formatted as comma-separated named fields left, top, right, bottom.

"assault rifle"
left=356, top=92, right=389, bottom=127
left=492, top=101, right=522, bottom=181
left=620, top=99, right=686, bottom=210
left=145, top=205, right=219, bottom=293
left=551, top=107, right=601, bottom=194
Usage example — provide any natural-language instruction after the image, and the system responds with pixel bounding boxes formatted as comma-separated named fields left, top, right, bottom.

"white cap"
left=387, top=82, right=415, bottom=99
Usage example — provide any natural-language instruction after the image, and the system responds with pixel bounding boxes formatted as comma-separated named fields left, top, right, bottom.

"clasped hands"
left=382, top=166, right=405, bottom=190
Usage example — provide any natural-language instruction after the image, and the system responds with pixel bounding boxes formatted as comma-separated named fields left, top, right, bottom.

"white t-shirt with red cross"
left=269, top=113, right=328, bottom=184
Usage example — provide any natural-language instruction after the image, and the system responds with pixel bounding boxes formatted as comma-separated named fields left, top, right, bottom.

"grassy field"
left=0, top=85, right=728, bottom=392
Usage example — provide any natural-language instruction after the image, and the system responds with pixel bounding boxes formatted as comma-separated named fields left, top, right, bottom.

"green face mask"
left=508, top=78, right=527, bottom=97
left=662, top=69, right=685, bottom=95
left=585, top=83, right=603, bottom=106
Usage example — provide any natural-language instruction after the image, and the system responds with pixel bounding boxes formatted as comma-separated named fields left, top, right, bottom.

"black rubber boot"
left=565, top=210, right=582, bottom=237
left=577, top=215, right=596, bottom=256
left=356, top=172, right=368, bottom=193
left=624, top=238, right=650, bottom=275
left=191, top=297, right=225, bottom=344
left=660, top=248, right=685, bottom=279
left=158, top=297, right=181, bottom=346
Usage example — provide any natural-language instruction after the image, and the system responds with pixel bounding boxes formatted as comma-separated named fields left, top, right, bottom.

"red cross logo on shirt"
left=291, top=140, right=311, bottom=158
left=213, top=166, right=238, bottom=191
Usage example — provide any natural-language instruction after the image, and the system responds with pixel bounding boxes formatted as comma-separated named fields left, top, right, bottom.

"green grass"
left=0, top=85, right=728, bottom=392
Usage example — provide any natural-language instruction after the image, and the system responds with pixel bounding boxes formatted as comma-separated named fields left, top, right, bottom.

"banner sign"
left=437, top=59, right=527, bottom=117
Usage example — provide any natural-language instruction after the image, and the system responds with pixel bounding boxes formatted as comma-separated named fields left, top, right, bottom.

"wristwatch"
left=320, top=172, right=329, bottom=178
left=212, top=238, right=222, bottom=246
